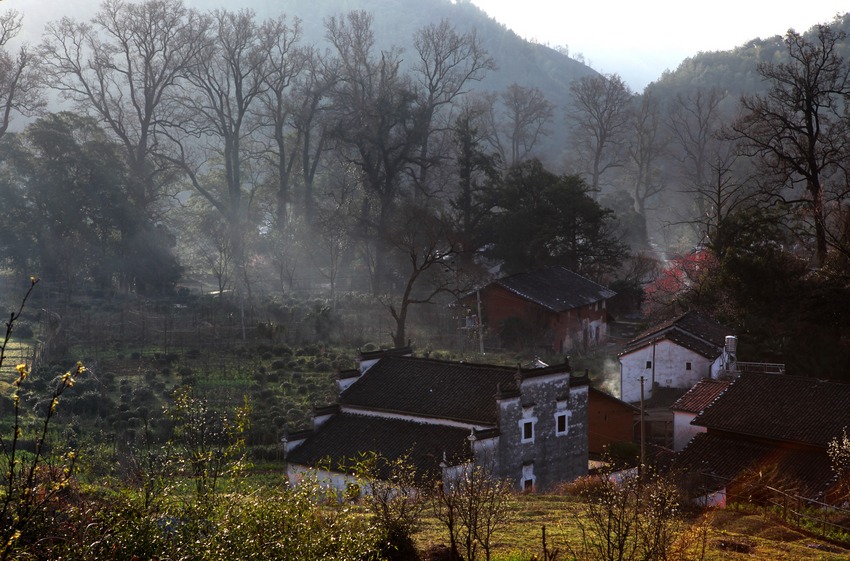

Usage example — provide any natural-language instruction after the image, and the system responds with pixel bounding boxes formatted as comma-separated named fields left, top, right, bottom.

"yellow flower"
left=15, top=363, right=27, bottom=378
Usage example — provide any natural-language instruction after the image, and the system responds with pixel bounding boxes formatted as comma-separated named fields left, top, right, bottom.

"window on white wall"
left=519, top=407, right=537, bottom=443
left=645, top=360, right=652, bottom=369
left=686, top=362, right=692, bottom=371
left=521, top=420, right=534, bottom=442
left=555, top=410, right=572, bottom=436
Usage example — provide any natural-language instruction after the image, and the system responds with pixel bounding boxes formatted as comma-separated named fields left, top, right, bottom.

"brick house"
left=673, top=373, right=850, bottom=506
left=618, top=311, right=733, bottom=403
left=285, top=349, right=590, bottom=492
left=461, top=266, right=616, bottom=353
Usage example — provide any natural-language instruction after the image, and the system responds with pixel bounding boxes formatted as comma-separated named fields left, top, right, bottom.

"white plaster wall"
left=672, top=411, right=706, bottom=452
left=620, top=340, right=714, bottom=403
left=286, top=464, right=362, bottom=496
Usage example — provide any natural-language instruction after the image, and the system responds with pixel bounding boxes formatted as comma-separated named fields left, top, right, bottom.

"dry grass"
left=413, top=493, right=850, bottom=561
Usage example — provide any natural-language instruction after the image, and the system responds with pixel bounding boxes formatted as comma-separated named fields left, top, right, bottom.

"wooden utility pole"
left=639, top=375, right=646, bottom=473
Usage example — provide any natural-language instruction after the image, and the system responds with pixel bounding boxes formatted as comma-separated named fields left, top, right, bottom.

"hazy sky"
left=470, top=0, right=849, bottom=90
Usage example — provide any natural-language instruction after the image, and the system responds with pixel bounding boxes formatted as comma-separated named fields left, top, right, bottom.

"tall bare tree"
left=159, top=8, right=273, bottom=321
left=324, top=11, right=425, bottom=292
left=39, top=0, right=210, bottom=216
left=728, top=24, right=850, bottom=268
left=411, top=19, right=494, bottom=194
left=0, top=10, right=41, bottom=139
left=567, top=73, right=633, bottom=194
left=490, top=83, right=554, bottom=167
left=667, top=87, right=729, bottom=224
left=255, top=15, right=305, bottom=230
left=627, top=91, right=668, bottom=219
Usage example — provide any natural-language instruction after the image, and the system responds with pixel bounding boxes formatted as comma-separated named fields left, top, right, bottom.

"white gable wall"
left=672, top=410, right=706, bottom=451
left=619, top=340, right=715, bottom=403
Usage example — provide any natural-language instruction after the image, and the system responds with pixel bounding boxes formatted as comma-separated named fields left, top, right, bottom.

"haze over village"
left=1, top=0, right=850, bottom=559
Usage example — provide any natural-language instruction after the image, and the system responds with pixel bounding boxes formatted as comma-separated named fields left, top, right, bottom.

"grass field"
left=412, top=493, right=850, bottom=561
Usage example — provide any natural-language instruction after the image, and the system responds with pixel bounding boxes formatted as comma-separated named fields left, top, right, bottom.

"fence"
left=762, top=485, right=850, bottom=542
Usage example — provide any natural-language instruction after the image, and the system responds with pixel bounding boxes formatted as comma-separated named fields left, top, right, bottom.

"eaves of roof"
left=619, top=328, right=722, bottom=360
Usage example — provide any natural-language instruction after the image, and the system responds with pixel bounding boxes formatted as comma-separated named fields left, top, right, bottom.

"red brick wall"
left=464, top=285, right=608, bottom=352
left=587, top=389, right=635, bottom=456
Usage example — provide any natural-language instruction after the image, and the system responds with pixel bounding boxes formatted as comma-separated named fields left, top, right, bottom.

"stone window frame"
left=519, top=405, right=537, bottom=444
left=520, top=419, right=535, bottom=443
left=555, top=411, right=569, bottom=436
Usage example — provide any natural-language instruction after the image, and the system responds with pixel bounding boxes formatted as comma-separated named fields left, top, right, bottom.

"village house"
left=285, top=348, right=590, bottom=492
left=672, top=372, right=850, bottom=506
left=460, top=266, right=616, bottom=354
left=618, top=311, right=733, bottom=403
left=670, top=378, right=731, bottom=452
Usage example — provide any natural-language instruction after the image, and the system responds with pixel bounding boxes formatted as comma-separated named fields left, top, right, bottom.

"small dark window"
left=524, top=479, right=534, bottom=491
left=686, top=362, right=692, bottom=371
left=645, top=360, right=652, bottom=369
left=523, top=421, right=533, bottom=440
left=557, top=414, right=566, bottom=433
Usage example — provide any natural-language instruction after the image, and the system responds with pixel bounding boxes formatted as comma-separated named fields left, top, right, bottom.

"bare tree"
left=667, top=87, right=729, bottom=225
left=567, top=73, right=633, bottom=194
left=39, top=0, right=210, bottom=216
left=255, top=14, right=305, bottom=229
left=411, top=19, right=494, bottom=194
left=293, top=46, right=337, bottom=225
left=324, top=11, right=425, bottom=292
left=0, top=10, right=41, bottom=140
left=680, top=147, right=771, bottom=261
left=727, top=24, right=850, bottom=268
left=490, top=83, right=554, bottom=167
left=432, top=462, right=514, bottom=561
left=160, top=8, right=273, bottom=310
left=380, top=200, right=460, bottom=348
left=627, top=91, right=668, bottom=219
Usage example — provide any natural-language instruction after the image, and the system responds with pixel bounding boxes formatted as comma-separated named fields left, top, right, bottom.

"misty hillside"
left=649, top=12, right=850, bottom=100
left=17, top=0, right=596, bottom=165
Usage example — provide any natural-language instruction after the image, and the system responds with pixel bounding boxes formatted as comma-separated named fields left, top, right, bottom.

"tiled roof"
left=620, top=311, right=732, bottom=358
left=491, top=266, right=616, bottom=312
left=340, top=356, right=524, bottom=425
left=671, top=379, right=731, bottom=414
left=287, top=413, right=473, bottom=476
left=693, top=373, right=850, bottom=447
left=672, top=432, right=835, bottom=498
left=359, top=346, right=413, bottom=361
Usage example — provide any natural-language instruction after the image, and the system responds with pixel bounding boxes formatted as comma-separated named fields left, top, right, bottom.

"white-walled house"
left=618, top=312, right=733, bottom=403
left=286, top=348, right=590, bottom=493
left=669, top=378, right=730, bottom=451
